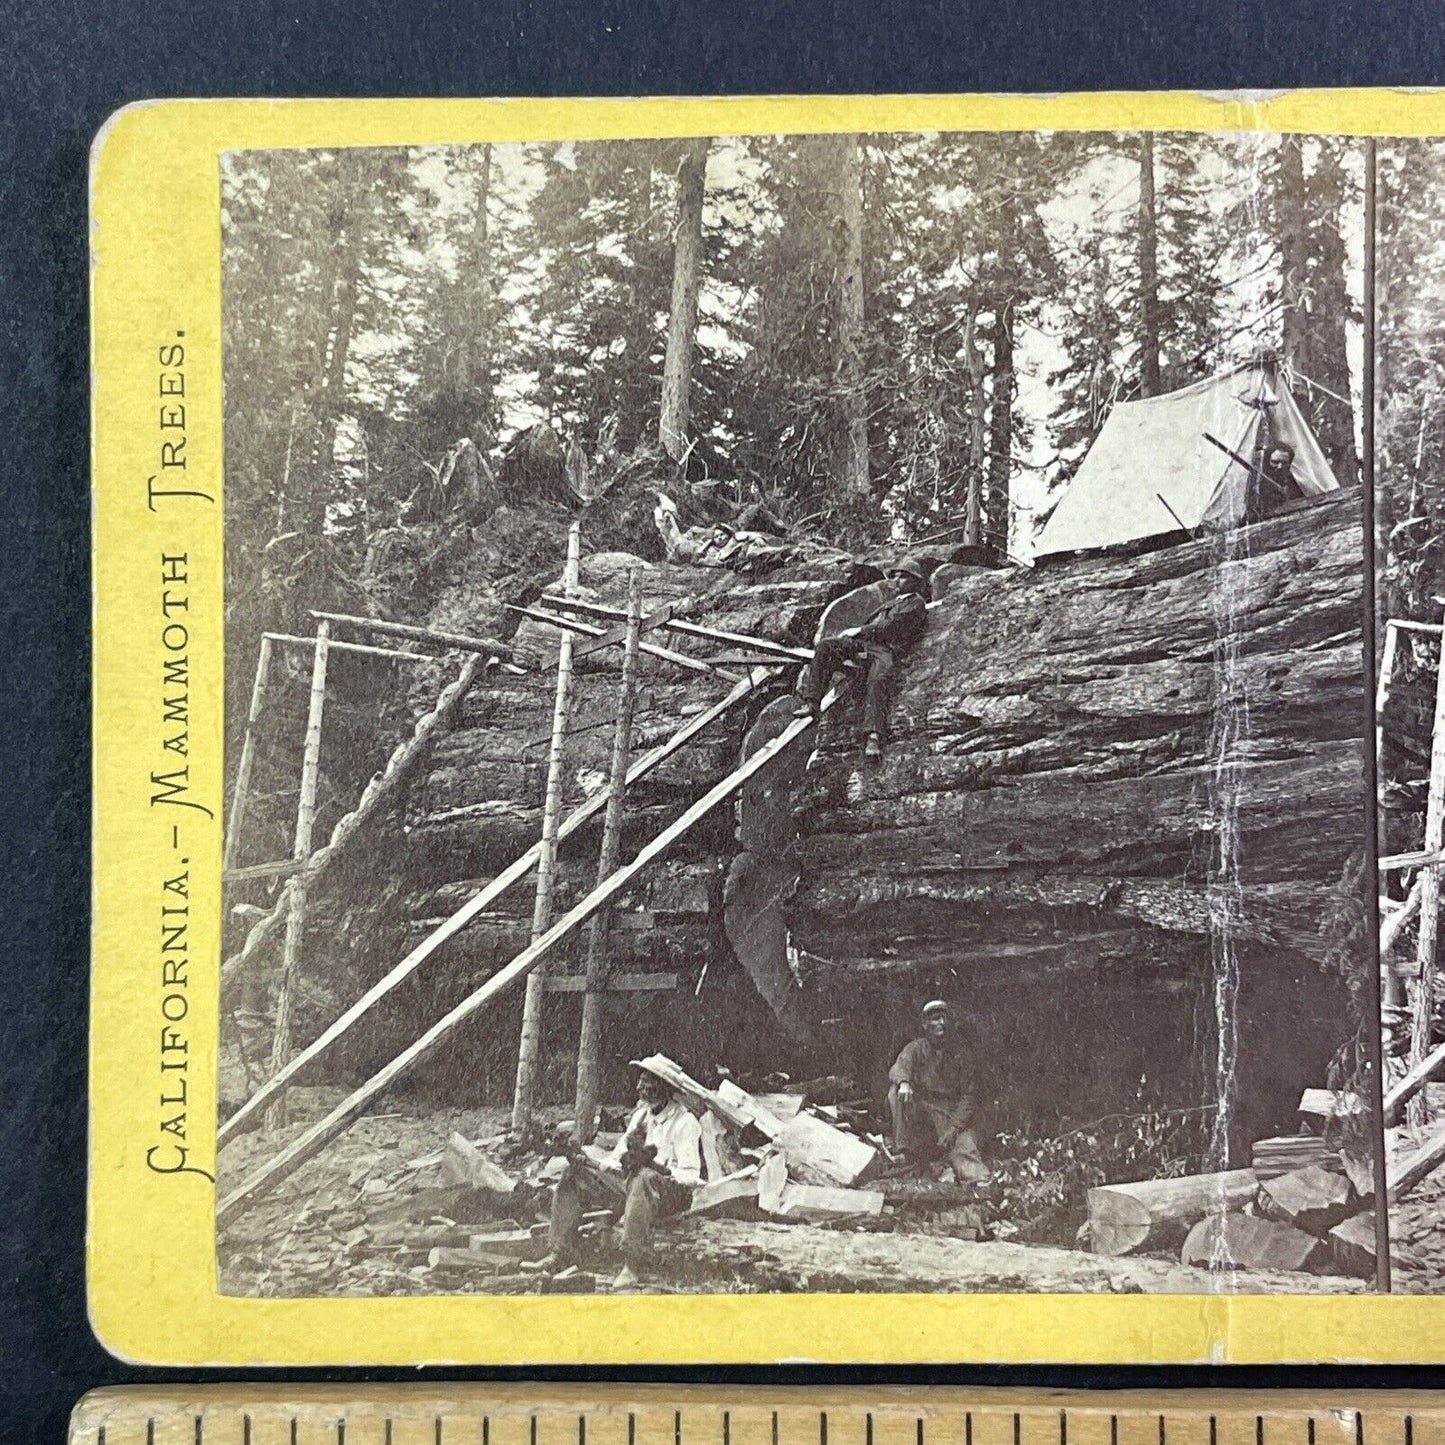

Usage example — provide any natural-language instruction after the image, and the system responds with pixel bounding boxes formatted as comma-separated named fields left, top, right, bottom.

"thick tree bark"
left=1137, top=133, right=1162, bottom=397
left=793, top=492, right=1365, bottom=980
left=836, top=134, right=870, bottom=498
left=659, top=139, right=709, bottom=466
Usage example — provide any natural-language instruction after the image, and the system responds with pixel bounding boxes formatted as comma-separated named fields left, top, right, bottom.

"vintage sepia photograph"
left=213, top=128, right=1382, bottom=1298
left=1372, top=139, right=1445, bottom=1291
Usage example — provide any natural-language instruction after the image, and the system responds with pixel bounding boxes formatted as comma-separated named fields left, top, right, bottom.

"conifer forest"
left=214, top=131, right=1445, bottom=1297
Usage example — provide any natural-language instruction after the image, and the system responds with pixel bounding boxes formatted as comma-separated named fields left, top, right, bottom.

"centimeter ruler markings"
left=68, top=1393, right=1445, bottom=1445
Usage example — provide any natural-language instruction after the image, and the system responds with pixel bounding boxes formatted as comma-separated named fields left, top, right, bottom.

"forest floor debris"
left=217, top=1073, right=1375, bottom=1298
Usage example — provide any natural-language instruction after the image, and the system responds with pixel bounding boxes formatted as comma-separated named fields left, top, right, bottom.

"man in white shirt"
left=546, top=1059, right=705, bottom=1283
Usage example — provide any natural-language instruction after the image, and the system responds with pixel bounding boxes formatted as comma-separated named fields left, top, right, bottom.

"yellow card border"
left=88, top=90, right=1445, bottom=1368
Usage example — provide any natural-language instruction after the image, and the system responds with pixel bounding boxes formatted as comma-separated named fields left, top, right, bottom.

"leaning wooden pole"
left=573, top=569, right=644, bottom=1141
left=217, top=684, right=842, bottom=1225
left=308, top=610, right=514, bottom=659
left=540, top=592, right=814, bottom=663
left=1409, top=606, right=1445, bottom=1129
left=219, top=653, right=486, bottom=993
left=511, top=521, right=581, bottom=1133
left=218, top=664, right=774, bottom=1141
left=223, top=635, right=273, bottom=875
left=264, top=621, right=330, bottom=1133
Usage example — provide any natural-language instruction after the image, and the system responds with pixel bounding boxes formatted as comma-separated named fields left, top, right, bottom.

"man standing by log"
left=888, top=1000, right=989, bottom=1183
left=544, top=1058, right=704, bottom=1286
left=794, top=556, right=929, bottom=760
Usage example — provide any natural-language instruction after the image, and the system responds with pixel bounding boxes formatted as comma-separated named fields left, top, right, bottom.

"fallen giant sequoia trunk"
left=792, top=491, right=1366, bottom=979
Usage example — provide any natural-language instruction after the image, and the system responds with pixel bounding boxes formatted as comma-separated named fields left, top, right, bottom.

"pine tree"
left=659, top=139, right=711, bottom=465
left=1265, top=136, right=1361, bottom=486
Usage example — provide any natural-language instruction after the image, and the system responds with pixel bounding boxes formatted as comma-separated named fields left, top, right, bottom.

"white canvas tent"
left=1035, top=363, right=1340, bottom=558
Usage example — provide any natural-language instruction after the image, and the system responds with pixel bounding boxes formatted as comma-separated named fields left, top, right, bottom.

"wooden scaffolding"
left=217, top=532, right=837, bottom=1226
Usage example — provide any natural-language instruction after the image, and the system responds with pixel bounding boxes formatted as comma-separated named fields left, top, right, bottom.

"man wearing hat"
left=887, top=1000, right=989, bottom=1183
left=546, top=1056, right=704, bottom=1284
left=794, top=557, right=929, bottom=760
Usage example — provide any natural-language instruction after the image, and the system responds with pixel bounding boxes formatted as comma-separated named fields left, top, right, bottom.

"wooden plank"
left=1381, top=875, right=1423, bottom=958
left=508, top=603, right=737, bottom=680
left=1386, top=1116, right=1445, bottom=1200
left=222, top=634, right=271, bottom=874
left=310, top=608, right=512, bottom=659
left=441, top=1132, right=518, bottom=1196
left=218, top=664, right=773, bottom=1141
left=541, top=591, right=815, bottom=663
left=1297, top=1088, right=1366, bottom=1123
left=699, top=1113, right=744, bottom=1180
left=1410, top=606, right=1445, bottom=1126
left=265, top=631, right=444, bottom=663
left=1384, top=1037, right=1445, bottom=1120
left=264, top=621, right=330, bottom=1132
left=1257, top=1165, right=1356, bottom=1235
left=573, top=595, right=683, bottom=660
left=513, top=520, right=580, bottom=1132
left=1379, top=848, right=1445, bottom=871
left=1250, top=1134, right=1341, bottom=1181
left=715, top=1078, right=788, bottom=1138
left=1086, top=1169, right=1259, bottom=1256
left=773, top=1182, right=886, bottom=1221
left=1181, top=1212, right=1327, bottom=1273
left=757, top=1151, right=788, bottom=1215
left=775, top=1111, right=880, bottom=1188
left=222, top=858, right=300, bottom=884
left=544, top=972, right=677, bottom=993
left=216, top=682, right=843, bottom=1223
left=688, top=1170, right=763, bottom=1220
left=753, top=1092, right=808, bottom=1122
left=575, top=569, right=644, bottom=1141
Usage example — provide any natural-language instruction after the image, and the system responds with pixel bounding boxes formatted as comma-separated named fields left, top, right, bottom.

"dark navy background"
left=5, top=3, right=1445, bottom=1440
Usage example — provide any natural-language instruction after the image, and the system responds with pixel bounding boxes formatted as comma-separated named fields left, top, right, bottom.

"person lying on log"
left=794, top=555, right=929, bottom=760
left=888, top=999, right=990, bottom=1184
left=542, top=1058, right=704, bottom=1287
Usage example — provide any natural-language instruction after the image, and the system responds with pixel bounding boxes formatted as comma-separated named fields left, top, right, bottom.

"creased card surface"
left=88, top=92, right=1445, bottom=1365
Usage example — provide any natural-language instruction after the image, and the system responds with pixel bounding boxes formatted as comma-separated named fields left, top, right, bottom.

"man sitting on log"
left=888, top=1000, right=990, bottom=1184
left=544, top=1058, right=704, bottom=1286
left=793, top=556, right=929, bottom=760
